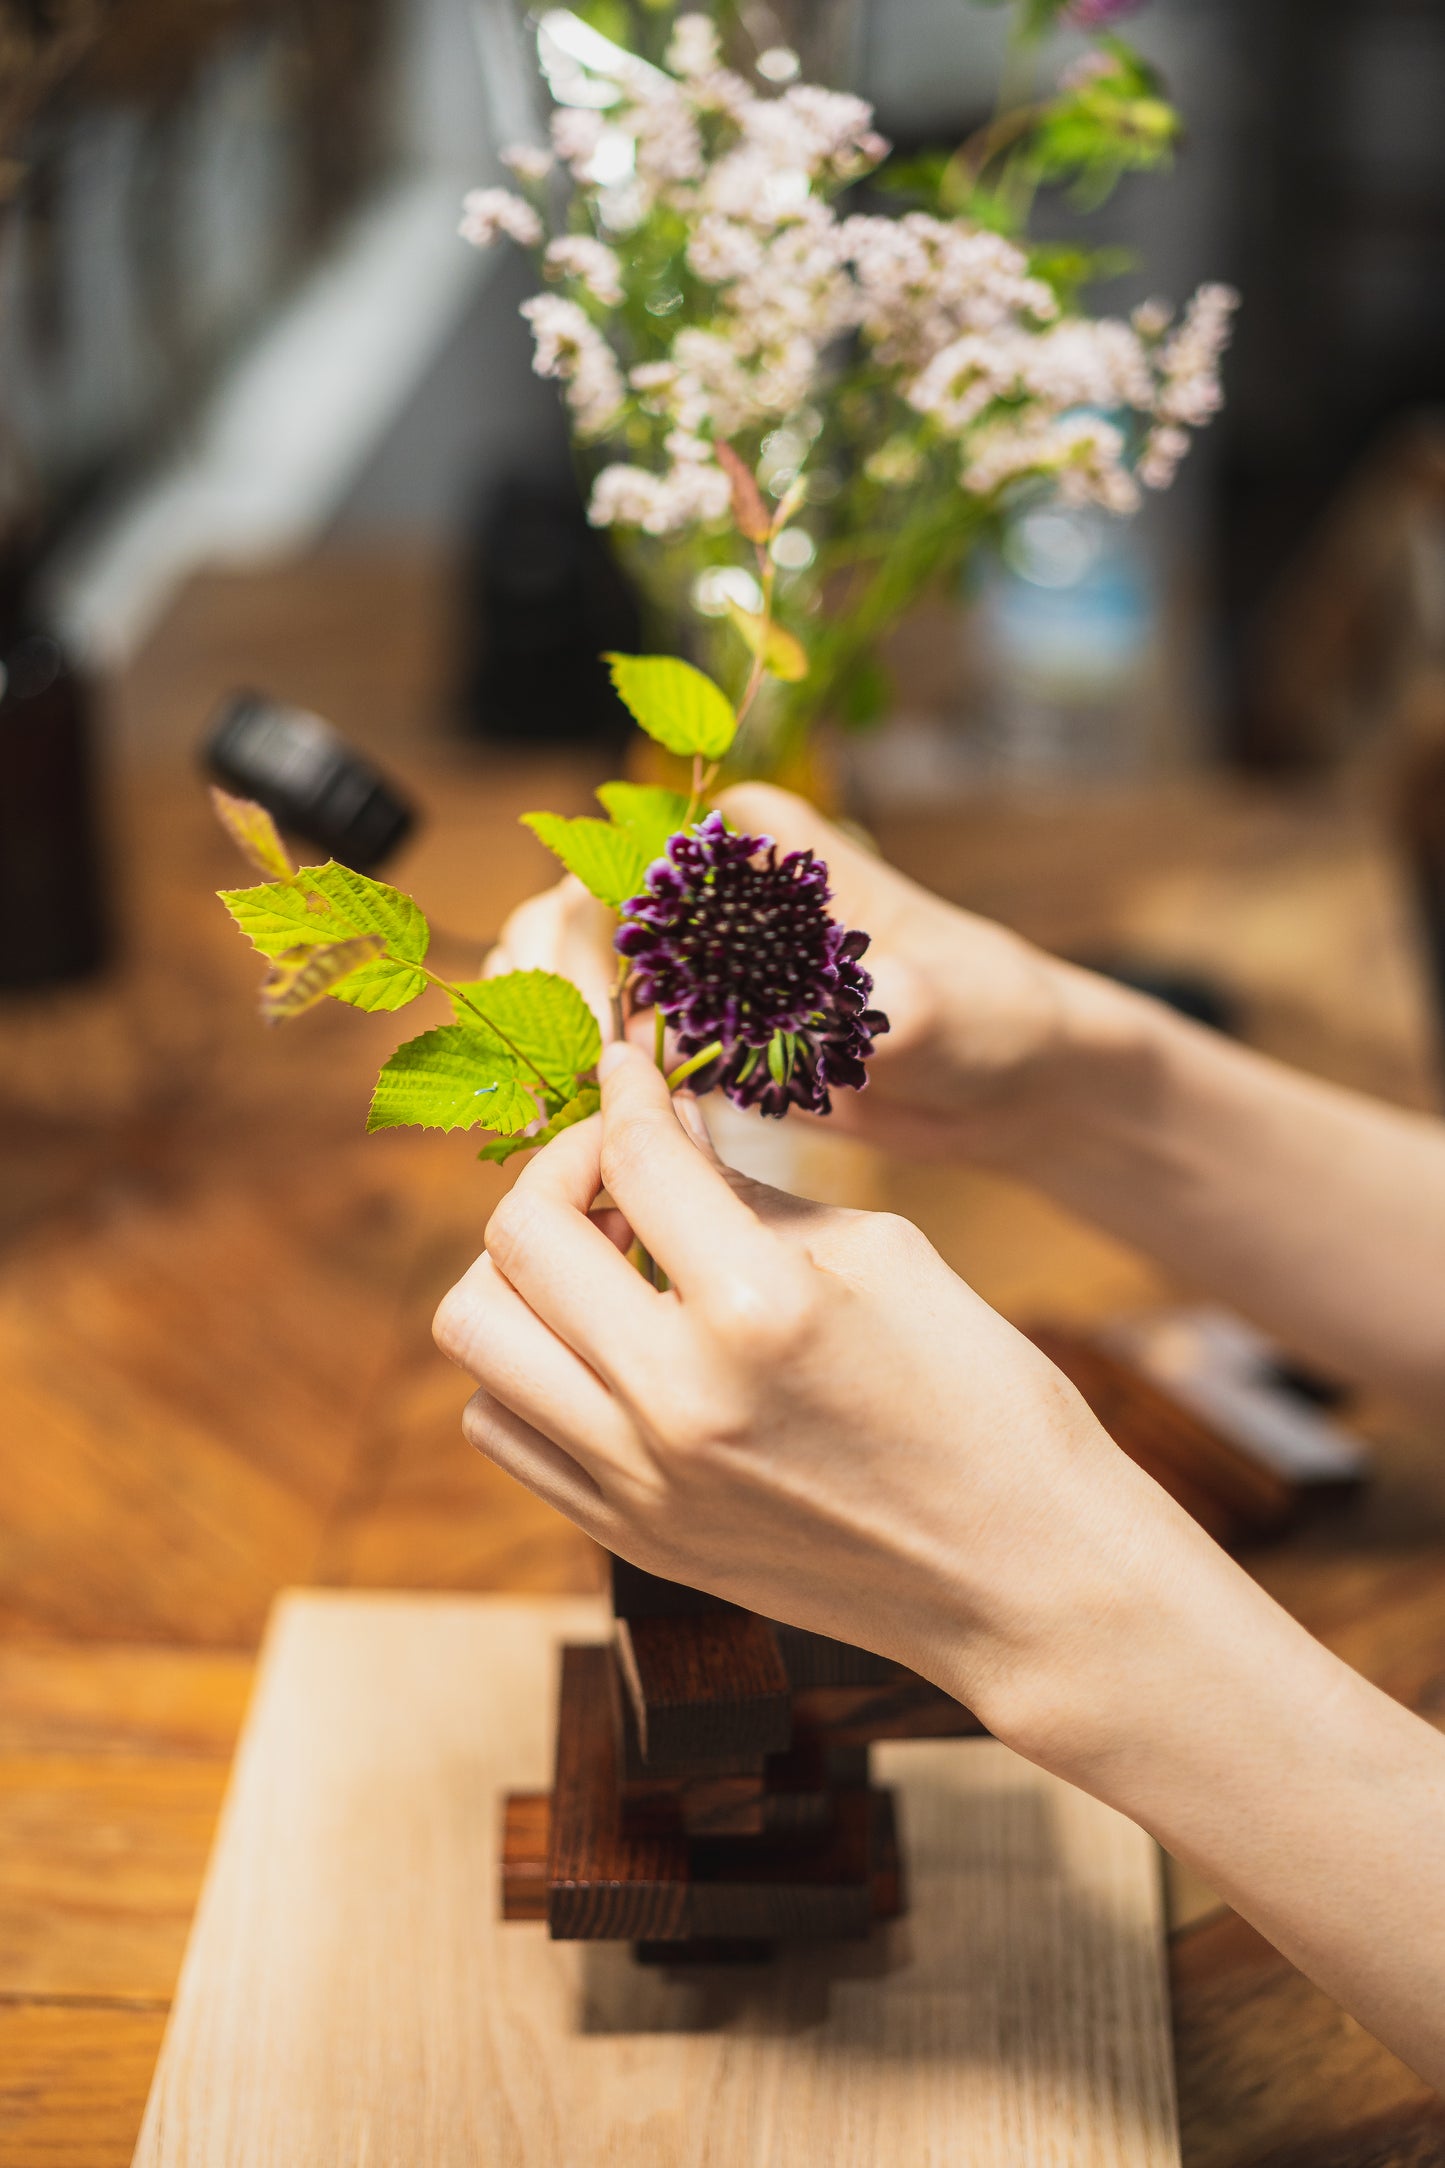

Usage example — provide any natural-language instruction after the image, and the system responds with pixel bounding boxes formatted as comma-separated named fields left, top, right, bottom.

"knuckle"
left=483, top=1187, right=538, bottom=1272
left=869, top=1210, right=932, bottom=1264
left=599, top=1113, right=652, bottom=1193
left=460, top=1388, right=503, bottom=1458
left=431, top=1281, right=474, bottom=1368
left=707, top=1258, right=819, bottom=1359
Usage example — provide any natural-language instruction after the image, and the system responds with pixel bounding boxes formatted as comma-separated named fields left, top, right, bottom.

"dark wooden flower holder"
left=500, top=1325, right=1310, bottom=1959
left=501, top=1555, right=983, bottom=1957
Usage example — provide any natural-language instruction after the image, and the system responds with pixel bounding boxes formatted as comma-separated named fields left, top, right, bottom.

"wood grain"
left=131, top=1592, right=1180, bottom=2167
left=615, top=1612, right=793, bottom=1767
left=0, top=2004, right=169, bottom=2168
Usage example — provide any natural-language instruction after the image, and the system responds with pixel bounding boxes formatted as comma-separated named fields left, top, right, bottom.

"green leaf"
left=603, top=653, right=738, bottom=760
left=210, top=788, right=294, bottom=879
left=595, top=782, right=691, bottom=865
left=218, top=861, right=431, bottom=1012
left=304, top=865, right=431, bottom=1011
left=521, top=812, right=649, bottom=909
left=477, top=1082, right=600, bottom=1162
left=366, top=1025, right=539, bottom=1135
left=259, top=935, right=386, bottom=1022
left=448, top=970, right=601, bottom=1087
left=724, top=603, right=809, bottom=684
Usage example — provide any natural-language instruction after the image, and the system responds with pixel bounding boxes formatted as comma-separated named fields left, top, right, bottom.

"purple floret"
left=615, top=810, right=889, bottom=1117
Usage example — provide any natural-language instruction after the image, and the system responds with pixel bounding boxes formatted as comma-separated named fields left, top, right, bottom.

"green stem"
left=666, top=1039, right=723, bottom=1091
left=414, top=962, right=568, bottom=1103
left=654, top=1003, right=667, bottom=1072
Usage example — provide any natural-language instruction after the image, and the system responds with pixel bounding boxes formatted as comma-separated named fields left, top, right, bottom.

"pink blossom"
left=458, top=188, right=543, bottom=251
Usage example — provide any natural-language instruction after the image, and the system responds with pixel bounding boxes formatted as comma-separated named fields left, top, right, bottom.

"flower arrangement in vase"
left=460, top=0, right=1236, bottom=771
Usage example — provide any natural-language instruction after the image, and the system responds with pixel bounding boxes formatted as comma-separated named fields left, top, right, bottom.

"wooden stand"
left=502, top=1560, right=980, bottom=1955
left=131, top=1594, right=1180, bottom=2165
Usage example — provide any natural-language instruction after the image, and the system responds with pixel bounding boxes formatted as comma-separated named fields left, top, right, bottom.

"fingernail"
left=673, top=1091, right=710, bottom=1148
left=598, top=1040, right=631, bottom=1079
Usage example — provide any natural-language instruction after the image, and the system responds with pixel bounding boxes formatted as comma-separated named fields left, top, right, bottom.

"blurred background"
left=0, top=0, right=1441, bottom=1611
left=0, top=3, right=1443, bottom=2150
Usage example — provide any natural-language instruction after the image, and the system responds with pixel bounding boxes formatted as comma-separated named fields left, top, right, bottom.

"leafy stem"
left=414, top=962, right=569, bottom=1102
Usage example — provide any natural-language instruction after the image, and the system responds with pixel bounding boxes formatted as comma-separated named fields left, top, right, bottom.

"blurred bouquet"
left=462, top=3, right=1236, bottom=768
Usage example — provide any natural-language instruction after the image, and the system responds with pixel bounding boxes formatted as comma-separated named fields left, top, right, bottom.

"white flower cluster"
left=543, top=234, right=624, bottom=308
left=518, top=294, right=625, bottom=440
left=459, top=18, right=1237, bottom=534
left=458, top=187, right=542, bottom=251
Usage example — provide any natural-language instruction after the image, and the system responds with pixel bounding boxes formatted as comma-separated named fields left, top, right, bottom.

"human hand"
left=432, top=1038, right=1215, bottom=1757
left=491, top=786, right=1115, bottom=1161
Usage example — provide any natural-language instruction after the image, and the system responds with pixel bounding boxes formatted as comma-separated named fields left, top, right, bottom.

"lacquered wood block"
left=501, top=1791, right=550, bottom=1922
left=548, top=1644, right=903, bottom=1943
left=615, top=1610, right=793, bottom=1767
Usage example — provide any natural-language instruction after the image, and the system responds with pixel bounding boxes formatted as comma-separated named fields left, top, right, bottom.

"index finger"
left=593, top=1042, right=781, bottom=1301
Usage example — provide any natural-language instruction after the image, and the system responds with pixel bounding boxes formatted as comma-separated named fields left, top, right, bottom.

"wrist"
left=962, top=955, right=1179, bottom=1177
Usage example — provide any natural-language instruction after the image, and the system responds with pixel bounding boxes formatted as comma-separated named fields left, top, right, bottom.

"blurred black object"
left=0, top=575, right=108, bottom=990
left=461, top=474, right=642, bottom=747
left=1082, top=958, right=1240, bottom=1038
left=1397, top=727, right=1445, bottom=1048
left=202, top=692, right=415, bottom=873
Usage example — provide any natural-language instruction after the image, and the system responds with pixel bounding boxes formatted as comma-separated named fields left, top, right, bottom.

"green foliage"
left=1027, top=240, right=1138, bottom=308
left=259, top=935, right=386, bottom=1022
left=210, top=788, right=293, bottom=879
left=603, top=653, right=739, bottom=760
left=218, top=861, right=431, bottom=1012
left=367, top=1026, right=541, bottom=1136
left=478, top=1083, right=601, bottom=1163
left=448, top=970, right=601, bottom=1090
left=1029, top=43, right=1180, bottom=205
left=595, top=782, right=692, bottom=866
left=521, top=811, right=651, bottom=909
left=725, top=603, right=809, bottom=683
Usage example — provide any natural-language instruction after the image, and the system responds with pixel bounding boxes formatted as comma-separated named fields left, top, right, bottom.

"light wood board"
left=131, top=1591, right=1179, bottom=2167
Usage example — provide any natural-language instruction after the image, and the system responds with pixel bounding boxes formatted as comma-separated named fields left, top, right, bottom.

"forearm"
left=967, top=1515, right=1445, bottom=2088
left=1004, top=965, right=1445, bottom=1417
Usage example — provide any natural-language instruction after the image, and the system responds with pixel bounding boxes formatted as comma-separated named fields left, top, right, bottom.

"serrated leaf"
left=477, top=1082, right=601, bottom=1162
left=210, top=788, right=294, bottom=879
left=305, top=865, right=431, bottom=1011
left=449, top=969, right=601, bottom=1087
left=595, top=782, right=691, bottom=866
left=260, top=935, right=387, bottom=1022
left=521, top=812, right=649, bottom=909
left=367, top=1025, right=539, bottom=1135
left=603, top=654, right=738, bottom=760
left=219, top=861, right=431, bottom=1012
left=724, top=603, right=809, bottom=683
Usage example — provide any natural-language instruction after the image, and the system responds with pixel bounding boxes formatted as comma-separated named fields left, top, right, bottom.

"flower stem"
left=654, top=1003, right=667, bottom=1072
left=666, top=1038, right=723, bottom=1091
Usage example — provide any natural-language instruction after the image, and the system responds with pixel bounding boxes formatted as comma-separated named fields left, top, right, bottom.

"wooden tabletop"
left=2, top=556, right=1444, bottom=2165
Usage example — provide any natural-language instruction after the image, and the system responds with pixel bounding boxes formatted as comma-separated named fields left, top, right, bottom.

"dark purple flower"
left=615, top=811, right=888, bottom=1118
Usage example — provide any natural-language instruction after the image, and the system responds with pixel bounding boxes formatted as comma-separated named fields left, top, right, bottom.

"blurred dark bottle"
left=460, top=472, right=642, bottom=748
left=0, top=560, right=109, bottom=988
